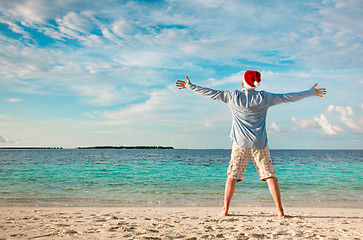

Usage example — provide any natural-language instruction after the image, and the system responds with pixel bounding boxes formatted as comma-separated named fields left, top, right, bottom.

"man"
left=176, top=70, right=327, bottom=217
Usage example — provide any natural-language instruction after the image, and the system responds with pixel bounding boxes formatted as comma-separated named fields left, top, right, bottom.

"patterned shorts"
left=227, top=142, right=276, bottom=182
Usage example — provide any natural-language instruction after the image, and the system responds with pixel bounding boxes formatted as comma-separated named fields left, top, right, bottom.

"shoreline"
left=1, top=205, right=363, bottom=213
left=1, top=199, right=362, bottom=209
left=1, top=206, right=362, bottom=239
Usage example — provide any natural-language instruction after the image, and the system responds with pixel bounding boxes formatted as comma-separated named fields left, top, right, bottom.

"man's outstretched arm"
left=176, top=76, right=230, bottom=103
left=267, top=83, right=327, bottom=106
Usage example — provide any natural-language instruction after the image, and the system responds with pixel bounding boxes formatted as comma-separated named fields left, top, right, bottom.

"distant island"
left=0, top=146, right=174, bottom=150
left=76, top=146, right=174, bottom=149
left=0, top=147, right=63, bottom=149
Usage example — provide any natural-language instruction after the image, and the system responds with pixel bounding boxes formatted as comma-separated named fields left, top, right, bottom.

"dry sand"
left=0, top=206, right=362, bottom=239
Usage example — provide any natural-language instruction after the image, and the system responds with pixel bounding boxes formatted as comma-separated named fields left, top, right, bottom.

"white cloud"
left=0, top=134, right=18, bottom=144
left=0, top=114, right=19, bottom=120
left=292, top=115, right=343, bottom=135
left=326, top=104, right=363, bottom=133
left=57, top=11, right=94, bottom=36
left=314, top=114, right=344, bottom=135
left=72, top=84, right=143, bottom=107
left=99, top=26, right=123, bottom=46
left=100, top=86, right=184, bottom=126
left=292, top=103, right=363, bottom=135
left=0, top=135, right=10, bottom=143
left=112, top=19, right=134, bottom=38
left=208, top=71, right=243, bottom=87
left=297, top=0, right=363, bottom=67
left=182, top=0, right=227, bottom=9
left=6, top=98, right=23, bottom=103
left=72, top=85, right=120, bottom=106
left=270, top=122, right=282, bottom=132
left=8, top=0, right=48, bottom=23
left=291, top=116, right=319, bottom=129
left=98, top=84, right=230, bottom=130
left=316, top=0, right=363, bottom=37
left=268, top=122, right=285, bottom=136
left=0, top=17, right=28, bottom=35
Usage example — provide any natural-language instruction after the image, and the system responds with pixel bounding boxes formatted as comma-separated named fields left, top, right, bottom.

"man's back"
left=225, top=89, right=272, bottom=150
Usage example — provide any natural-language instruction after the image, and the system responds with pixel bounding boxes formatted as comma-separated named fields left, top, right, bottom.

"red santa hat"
left=243, top=70, right=261, bottom=89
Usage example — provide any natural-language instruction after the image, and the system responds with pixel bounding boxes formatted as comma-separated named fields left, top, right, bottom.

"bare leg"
left=266, top=177, right=284, bottom=217
left=220, top=178, right=238, bottom=216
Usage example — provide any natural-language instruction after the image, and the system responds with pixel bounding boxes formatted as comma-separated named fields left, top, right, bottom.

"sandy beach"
left=0, top=206, right=362, bottom=239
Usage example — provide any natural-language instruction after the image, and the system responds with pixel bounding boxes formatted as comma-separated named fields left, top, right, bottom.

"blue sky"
left=0, top=0, right=362, bottom=149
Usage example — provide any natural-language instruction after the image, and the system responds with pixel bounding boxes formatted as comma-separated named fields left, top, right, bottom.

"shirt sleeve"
left=185, top=81, right=230, bottom=103
left=266, top=87, right=317, bottom=107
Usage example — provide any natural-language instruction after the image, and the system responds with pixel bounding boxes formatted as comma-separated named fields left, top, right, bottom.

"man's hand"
left=176, top=76, right=190, bottom=89
left=313, top=83, right=327, bottom=97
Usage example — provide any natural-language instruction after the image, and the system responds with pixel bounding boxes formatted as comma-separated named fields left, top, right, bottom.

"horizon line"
left=0, top=146, right=362, bottom=151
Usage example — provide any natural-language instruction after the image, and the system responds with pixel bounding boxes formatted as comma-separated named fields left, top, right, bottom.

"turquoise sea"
left=0, top=149, right=362, bottom=207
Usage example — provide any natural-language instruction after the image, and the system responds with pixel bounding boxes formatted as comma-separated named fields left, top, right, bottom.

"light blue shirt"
left=185, top=81, right=317, bottom=149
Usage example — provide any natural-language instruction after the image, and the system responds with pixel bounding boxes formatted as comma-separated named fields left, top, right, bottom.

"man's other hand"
left=176, top=76, right=190, bottom=89
left=313, top=83, right=327, bottom=97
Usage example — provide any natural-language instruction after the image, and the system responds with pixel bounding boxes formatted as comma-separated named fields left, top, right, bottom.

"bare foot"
left=219, top=207, right=228, bottom=216
left=278, top=211, right=285, bottom=218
